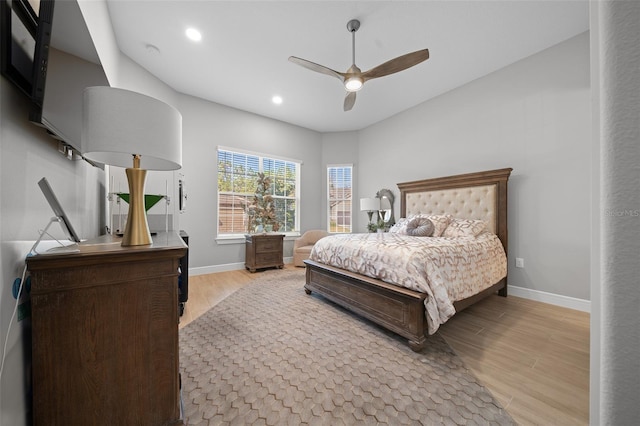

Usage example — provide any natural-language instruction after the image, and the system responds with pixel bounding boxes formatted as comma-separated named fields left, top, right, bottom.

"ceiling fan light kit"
left=344, top=76, right=363, bottom=92
left=289, top=19, right=429, bottom=111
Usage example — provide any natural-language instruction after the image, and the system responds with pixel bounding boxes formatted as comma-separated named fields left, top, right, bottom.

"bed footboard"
left=304, top=260, right=428, bottom=351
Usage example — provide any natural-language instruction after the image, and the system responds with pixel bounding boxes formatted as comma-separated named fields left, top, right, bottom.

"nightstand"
left=245, top=233, right=284, bottom=272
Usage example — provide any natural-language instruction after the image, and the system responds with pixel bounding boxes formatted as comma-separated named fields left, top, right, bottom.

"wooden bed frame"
left=304, top=168, right=512, bottom=351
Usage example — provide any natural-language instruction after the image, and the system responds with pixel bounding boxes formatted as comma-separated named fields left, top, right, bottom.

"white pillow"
left=442, top=218, right=487, bottom=238
left=427, top=214, right=453, bottom=237
left=388, top=217, right=411, bottom=234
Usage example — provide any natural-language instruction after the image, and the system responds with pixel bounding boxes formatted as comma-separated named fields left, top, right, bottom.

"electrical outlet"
left=515, top=257, right=524, bottom=268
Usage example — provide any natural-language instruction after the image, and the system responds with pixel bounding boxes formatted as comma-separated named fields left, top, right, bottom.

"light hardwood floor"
left=439, top=292, right=590, bottom=425
left=179, top=266, right=590, bottom=426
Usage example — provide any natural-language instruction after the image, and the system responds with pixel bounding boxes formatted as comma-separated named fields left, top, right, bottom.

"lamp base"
left=367, top=211, right=374, bottom=223
left=121, top=167, right=152, bottom=246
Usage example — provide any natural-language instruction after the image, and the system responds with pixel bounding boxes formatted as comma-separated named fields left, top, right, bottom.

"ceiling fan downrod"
left=347, top=19, right=360, bottom=66
left=343, top=19, right=364, bottom=93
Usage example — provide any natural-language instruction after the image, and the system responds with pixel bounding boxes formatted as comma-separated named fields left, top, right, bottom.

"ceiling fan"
left=289, top=19, right=429, bottom=112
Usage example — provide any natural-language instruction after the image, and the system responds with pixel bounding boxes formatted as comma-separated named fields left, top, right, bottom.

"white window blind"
left=217, top=148, right=299, bottom=236
left=327, top=165, right=352, bottom=233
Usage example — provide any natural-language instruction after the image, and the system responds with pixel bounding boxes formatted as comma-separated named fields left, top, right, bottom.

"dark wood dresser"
left=26, top=232, right=187, bottom=426
left=245, top=233, right=284, bottom=272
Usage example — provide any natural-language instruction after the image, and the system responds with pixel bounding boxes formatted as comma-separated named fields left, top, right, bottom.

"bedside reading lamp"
left=82, top=87, right=182, bottom=246
left=360, top=197, right=379, bottom=227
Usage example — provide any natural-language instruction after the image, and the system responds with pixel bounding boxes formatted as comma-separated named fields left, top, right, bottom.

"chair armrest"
left=294, top=237, right=309, bottom=250
left=294, top=230, right=330, bottom=250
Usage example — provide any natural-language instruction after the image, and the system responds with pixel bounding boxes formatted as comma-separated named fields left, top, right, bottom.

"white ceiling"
left=82, top=1, right=588, bottom=133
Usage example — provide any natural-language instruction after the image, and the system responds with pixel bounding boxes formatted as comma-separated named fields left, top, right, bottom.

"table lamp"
left=360, top=197, right=379, bottom=226
left=82, top=87, right=182, bottom=246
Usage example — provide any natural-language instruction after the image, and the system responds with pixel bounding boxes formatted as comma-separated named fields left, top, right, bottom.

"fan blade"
left=288, top=56, right=345, bottom=80
left=361, top=49, right=429, bottom=81
left=344, top=91, right=356, bottom=111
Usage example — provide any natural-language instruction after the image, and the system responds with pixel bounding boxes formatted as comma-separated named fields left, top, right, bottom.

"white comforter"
left=309, top=232, right=507, bottom=334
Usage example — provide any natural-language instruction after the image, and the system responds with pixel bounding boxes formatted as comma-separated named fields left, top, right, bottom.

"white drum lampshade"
left=82, top=86, right=182, bottom=246
left=359, top=197, right=379, bottom=212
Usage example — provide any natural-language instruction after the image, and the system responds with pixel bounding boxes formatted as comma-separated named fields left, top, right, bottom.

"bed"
left=304, top=168, right=512, bottom=351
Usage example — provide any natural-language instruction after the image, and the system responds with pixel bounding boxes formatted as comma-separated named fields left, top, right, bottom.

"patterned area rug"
left=179, top=268, right=514, bottom=425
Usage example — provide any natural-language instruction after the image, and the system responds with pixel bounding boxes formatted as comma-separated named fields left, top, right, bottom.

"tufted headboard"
left=397, top=168, right=512, bottom=250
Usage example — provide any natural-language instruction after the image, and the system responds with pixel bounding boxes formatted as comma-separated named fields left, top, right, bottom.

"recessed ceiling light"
left=185, top=28, right=202, bottom=42
left=272, top=95, right=283, bottom=105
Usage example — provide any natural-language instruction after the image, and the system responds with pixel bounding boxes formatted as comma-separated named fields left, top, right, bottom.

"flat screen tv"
left=0, top=0, right=54, bottom=102
left=2, top=0, right=108, bottom=154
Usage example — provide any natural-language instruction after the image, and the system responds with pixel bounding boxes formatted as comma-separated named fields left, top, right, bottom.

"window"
left=327, top=165, right=352, bottom=233
left=217, top=147, right=299, bottom=237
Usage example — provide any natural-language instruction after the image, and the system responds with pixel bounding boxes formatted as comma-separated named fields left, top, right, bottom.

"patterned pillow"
left=427, top=214, right=453, bottom=237
left=442, top=218, right=487, bottom=238
left=389, top=217, right=411, bottom=234
left=405, top=217, right=434, bottom=237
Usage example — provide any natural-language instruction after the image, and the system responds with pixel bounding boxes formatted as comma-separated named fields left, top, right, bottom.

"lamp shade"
left=360, top=197, right=379, bottom=212
left=81, top=86, right=182, bottom=170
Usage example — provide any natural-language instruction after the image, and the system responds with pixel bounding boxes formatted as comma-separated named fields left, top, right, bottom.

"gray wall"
left=0, top=78, right=104, bottom=425
left=355, top=32, right=591, bottom=302
left=321, top=132, right=359, bottom=231
left=177, top=94, right=323, bottom=271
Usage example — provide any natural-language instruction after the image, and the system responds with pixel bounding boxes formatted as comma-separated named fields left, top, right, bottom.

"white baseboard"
left=190, top=262, right=244, bottom=275
left=190, top=257, right=294, bottom=276
left=188, top=263, right=590, bottom=313
left=508, top=285, right=591, bottom=313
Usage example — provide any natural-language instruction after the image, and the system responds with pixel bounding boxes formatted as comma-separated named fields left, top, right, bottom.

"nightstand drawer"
left=255, top=238, right=280, bottom=252
left=255, top=251, right=282, bottom=265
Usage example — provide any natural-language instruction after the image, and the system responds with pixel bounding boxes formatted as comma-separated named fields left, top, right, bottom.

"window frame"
left=327, top=164, right=353, bottom=234
left=216, top=146, right=301, bottom=240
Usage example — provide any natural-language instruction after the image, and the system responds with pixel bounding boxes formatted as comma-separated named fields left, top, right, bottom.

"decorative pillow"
left=442, top=218, right=487, bottom=238
left=427, top=214, right=453, bottom=237
left=405, top=217, right=434, bottom=237
left=388, top=217, right=411, bottom=234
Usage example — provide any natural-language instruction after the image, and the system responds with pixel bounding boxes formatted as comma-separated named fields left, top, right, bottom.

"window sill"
left=216, top=232, right=300, bottom=245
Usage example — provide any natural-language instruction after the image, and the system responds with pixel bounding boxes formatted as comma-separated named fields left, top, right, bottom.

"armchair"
left=293, top=230, right=330, bottom=267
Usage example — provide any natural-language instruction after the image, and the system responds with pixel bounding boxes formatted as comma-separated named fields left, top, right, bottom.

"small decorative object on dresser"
left=245, top=233, right=284, bottom=272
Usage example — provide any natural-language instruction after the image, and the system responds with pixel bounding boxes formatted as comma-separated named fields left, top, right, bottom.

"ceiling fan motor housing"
left=347, top=19, right=360, bottom=33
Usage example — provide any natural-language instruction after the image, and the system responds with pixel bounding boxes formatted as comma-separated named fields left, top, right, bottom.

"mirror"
left=376, top=189, right=395, bottom=229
